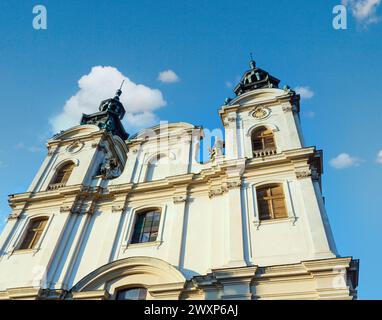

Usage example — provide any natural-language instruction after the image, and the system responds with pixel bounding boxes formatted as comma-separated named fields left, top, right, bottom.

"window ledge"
left=253, top=217, right=298, bottom=229
left=123, top=241, right=162, bottom=251
left=9, top=248, right=39, bottom=256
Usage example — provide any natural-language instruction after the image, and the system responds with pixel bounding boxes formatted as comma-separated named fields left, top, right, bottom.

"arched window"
left=116, top=287, right=147, bottom=300
left=145, top=155, right=169, bottom=181
left=18, top=217, right=49, bottom=250
left=49, top=162, right=75, bottom=189
left=256, top=184, right=287, bottom=220
left=251, top=127, right=276, bottom=157
left=131, top=210, right=161, bottom=244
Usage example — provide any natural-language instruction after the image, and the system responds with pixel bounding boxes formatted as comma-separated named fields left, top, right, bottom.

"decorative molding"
left=7, top=206, right=26, bottom=220
left=225, top=180, right=242, bottom=190
left=224, top=112, right=237, bottom=126
left=296, top=166, right=319, bottom=181
left=252, top=106, right=271, bottom=120
left=111, top=205, right=124, bottom=213
left=282, top=104, right=297, bottom=113
left=296, top=170, right=312, bottom=180
left=60, top=206, right=72, bottom=213
left=7, top=212, right=20, bottom=220
left=173, top=195, right=187, bottom=204
left=282, top=105, right=293, bottom=113
left=67, top=140, right=85, bottom=154
left=47, top=148, right=55, bottom=156
left=208, top=187, right=226, bottom=198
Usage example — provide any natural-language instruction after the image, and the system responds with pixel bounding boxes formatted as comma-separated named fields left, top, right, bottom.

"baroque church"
left=0, top=59, right=359, bottom=300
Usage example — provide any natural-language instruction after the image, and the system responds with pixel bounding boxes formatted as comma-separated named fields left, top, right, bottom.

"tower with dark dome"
left=81, top=86, right=129, bottom=140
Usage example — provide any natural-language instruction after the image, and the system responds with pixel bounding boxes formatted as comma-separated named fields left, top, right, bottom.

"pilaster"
left=167, top=186, right=188, bottom=267
left=295, top=165, right=336, bottom=258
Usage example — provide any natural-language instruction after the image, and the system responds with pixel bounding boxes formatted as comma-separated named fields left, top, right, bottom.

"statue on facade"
left=209, top=137, right=225, bottom=160
left=100, top=156, right=121, bottom=179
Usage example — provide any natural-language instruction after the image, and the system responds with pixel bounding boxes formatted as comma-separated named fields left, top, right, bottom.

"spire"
left=233, top=56, right=280, bottom=96
left=114, top=80, right=125, bottom=100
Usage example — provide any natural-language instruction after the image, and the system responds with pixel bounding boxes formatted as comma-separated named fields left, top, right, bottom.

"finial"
left=119, top=80, right=125, bottom=91
left=249, top=52, right=256, bottom=69
left=115, top=80, right=125, bottom=98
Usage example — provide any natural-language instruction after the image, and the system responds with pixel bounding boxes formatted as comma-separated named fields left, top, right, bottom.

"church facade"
left=0, top=60, right=359, bottom=300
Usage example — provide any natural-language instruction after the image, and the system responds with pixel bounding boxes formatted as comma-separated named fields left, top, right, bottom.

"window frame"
left=115, top=286, right=148, bottom=300
left=15, top=215, right=51, bottom=252
left=130, top=209, right=162, bottom=245
left=251, top=127, right=276, bottom=152
left=256, top=184, right=288, bottom=221
left=49, top=161, right=75, bottom=188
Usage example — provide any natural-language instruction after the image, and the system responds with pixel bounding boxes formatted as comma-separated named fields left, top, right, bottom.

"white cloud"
left=342, top=0, right=381, bottom=25
left=157, top=70, right=180, bottom=83
left=294, top=86, right=314, bottom=100
left=329, top=153, right=363, bottom=169
left=0, top=161, right=4, bottom=168
left=376, top=150, right=382, bottom=164
left=50, top=66, right=167, bottom=133
left=125, top=112, right=159, bottom=128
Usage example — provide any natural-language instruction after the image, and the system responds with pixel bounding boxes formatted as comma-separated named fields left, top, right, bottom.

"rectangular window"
left=19, top=217, right=48, bottom=250
left=256, top=185, right=287, bottom=221
left=131, top=210, right=161, bottom=244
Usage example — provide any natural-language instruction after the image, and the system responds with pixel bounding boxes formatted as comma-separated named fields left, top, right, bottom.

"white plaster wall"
left=0, top=209, right=67, bottom=290
left=0, top=92, right=339, bottom=293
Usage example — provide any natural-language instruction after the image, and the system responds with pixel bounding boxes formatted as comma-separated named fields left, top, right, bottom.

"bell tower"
left=222, top=57, right=304, bottom=161
left=219, top=57, right=338, bottom=263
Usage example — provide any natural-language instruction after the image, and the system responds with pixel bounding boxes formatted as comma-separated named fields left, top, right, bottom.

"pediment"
left=50, top=125, right=101, bottom=141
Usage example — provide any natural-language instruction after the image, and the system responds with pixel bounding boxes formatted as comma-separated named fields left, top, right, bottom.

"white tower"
left=0, top=60, right=359, bottom=300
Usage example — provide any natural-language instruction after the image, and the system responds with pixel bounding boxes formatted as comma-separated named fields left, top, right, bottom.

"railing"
left=47, top=183, right=66, bottom=191
left=253, top=149, right=277, bottom=158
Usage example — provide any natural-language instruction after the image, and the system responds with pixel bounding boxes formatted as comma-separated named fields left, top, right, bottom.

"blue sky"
left=0, top=0, right=381, bottom=299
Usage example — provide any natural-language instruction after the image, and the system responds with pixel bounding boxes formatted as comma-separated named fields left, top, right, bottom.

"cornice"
left=219, top=91, right=296, bottom=124
left=71, top=290, right=110, bottom=300
left=188, top=257, right=358, bottom=296
left=0, top=287, right=42, bottom=300
left=8, top=185, right=113, bottom=212
left=47, top=131, right=106, bottom=148
left=7, top=147, right=321, bottom=208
